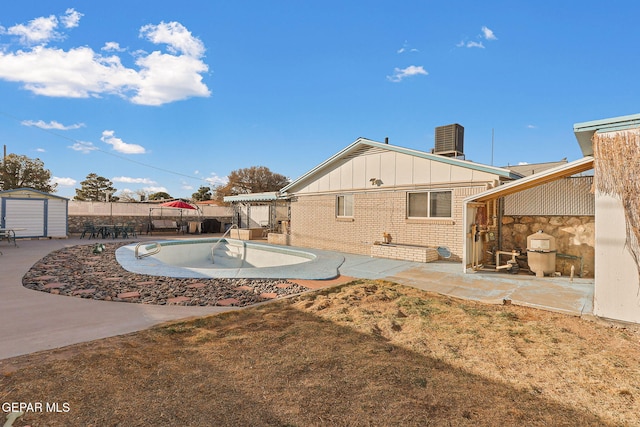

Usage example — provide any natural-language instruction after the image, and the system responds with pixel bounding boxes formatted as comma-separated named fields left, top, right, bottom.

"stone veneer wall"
left=501, top=215, right=595, bottom=277
left=68, top=215, right=232, bottom=235
left=289, top=185, right=486, bottom=262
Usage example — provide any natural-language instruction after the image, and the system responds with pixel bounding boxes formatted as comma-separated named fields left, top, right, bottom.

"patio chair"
left=80, top=223, right=98, bottom=239
left=0, top=229, right=13, bottom=246
left=124, top=223, right=137, bottom=238
left=113, top=224, right=126, bottom=239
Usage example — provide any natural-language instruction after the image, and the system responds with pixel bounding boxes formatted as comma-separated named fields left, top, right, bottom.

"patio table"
left=95, top=225, right=115, bottom=239
left=96, top=224, right=131, bottom=239
left=0, top=228, right=26, bottom=246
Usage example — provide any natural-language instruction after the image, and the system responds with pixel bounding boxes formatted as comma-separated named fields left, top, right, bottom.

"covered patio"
left=461, top=156, right=595, bottom=276
left=223, top=192, right=291, bottom=241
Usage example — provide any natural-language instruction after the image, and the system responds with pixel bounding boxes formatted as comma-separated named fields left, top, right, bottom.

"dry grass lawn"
left=2, top=279, right=640, bottom=426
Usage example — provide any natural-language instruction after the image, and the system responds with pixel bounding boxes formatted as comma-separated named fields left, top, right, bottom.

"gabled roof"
left=281, top=138, right=521, bottom=194
left=464, top=156, right=594, bottom=203
left=505, top=159, right=568, bottom=177
left=0, top=187, right=68, bottom=200
left=574, top=113, right=640, bottom=156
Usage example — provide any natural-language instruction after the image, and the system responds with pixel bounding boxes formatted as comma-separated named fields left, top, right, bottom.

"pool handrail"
left=211, top=224, right=239, bottom=264
left=135, top=241, right=161, bottom=259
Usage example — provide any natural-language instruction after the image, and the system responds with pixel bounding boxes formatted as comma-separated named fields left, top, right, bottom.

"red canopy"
left=159, top=200, right=197, bottom=210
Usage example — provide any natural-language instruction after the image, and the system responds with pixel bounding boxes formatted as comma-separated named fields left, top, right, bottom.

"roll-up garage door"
left=3, top=199, right=45, bottom=237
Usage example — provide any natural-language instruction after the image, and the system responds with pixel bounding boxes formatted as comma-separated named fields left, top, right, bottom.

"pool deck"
left=337, top=253, right=593, bottom=316
left=0, top=235, right=594, bottom=361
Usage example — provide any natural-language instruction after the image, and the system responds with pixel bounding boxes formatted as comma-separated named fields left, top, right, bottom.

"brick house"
left=278, top=138, right=520, bottom=261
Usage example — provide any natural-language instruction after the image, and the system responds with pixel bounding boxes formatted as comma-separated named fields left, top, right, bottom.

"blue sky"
left=1, top=1, right=638, bottom=199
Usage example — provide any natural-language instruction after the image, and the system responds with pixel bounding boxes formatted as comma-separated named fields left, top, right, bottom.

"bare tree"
left=214, top=166, right=289, bottom=202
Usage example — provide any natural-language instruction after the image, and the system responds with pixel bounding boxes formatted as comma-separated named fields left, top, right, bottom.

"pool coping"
left=116, top=238, right=345, bottom=280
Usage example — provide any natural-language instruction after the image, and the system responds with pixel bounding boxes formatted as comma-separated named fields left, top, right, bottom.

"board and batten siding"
left=295, top=147, right=500, bottom=194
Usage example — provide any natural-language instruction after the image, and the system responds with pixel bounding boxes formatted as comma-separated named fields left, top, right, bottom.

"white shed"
left=0, top=188, right=68, bottom=239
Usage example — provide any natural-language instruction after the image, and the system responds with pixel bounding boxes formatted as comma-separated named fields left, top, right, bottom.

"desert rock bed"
left=22, top=242, right=308, bottom=306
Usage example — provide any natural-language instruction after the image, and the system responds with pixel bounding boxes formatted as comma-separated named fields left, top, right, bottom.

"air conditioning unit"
left=434, top=124, right=464, bottom=158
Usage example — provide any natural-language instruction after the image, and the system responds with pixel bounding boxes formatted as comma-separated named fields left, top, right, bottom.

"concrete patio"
left=0, top=235, right=594, bottom=361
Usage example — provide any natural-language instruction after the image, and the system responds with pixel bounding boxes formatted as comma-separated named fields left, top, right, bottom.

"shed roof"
left=464, top=156, right=594, bottom=203
left=574, top=113, right=640, bottom=156
left=281, top=137, right=521, bottom=193
left=0, top=187, right=68, bottom=200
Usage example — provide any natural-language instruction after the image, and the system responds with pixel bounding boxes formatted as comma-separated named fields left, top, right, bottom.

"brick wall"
left=371, top=244, right=439, bottom=262
left=289, top=186, right=486, bottom=261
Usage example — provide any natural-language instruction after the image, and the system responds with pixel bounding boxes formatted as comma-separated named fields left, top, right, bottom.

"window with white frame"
left=407, top=191, right=452, bottom=218
left=336, top=194, right=354, bottom=217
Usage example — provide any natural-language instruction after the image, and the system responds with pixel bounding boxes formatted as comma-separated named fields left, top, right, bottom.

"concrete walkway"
left=0, top=236, right=233, bottom=360
left=337, top=254, right=593, bottom=316
left=0, top=236, right=594, bottom=361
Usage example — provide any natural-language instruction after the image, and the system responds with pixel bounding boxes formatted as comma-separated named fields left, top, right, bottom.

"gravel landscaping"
left=22, top=242, right=308, bottom=306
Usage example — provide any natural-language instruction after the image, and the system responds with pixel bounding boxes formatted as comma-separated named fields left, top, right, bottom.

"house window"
left=336, top=194, right=354, bottom=217
left=407, top=191, right=452, bottom=218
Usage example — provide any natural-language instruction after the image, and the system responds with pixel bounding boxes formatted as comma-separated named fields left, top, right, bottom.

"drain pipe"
left=497, top=198, right=503, bottom=252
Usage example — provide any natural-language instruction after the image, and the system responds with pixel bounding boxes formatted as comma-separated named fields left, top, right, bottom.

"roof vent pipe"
left=384, top=137, right=389, bottom=144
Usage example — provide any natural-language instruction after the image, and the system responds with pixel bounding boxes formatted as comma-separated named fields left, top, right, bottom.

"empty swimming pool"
left=116, top=238, right=344, bottom=279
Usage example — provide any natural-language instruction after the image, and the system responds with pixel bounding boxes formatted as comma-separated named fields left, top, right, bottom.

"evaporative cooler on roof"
left=434, top=123, right=464, bottom=158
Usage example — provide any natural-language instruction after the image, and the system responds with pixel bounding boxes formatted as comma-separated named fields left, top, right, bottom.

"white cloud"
left=0, top=46, right=140, bottom=99
left=0, top=12, right=210, bottom=106
left=112, top=176, right=156, bottom=184
left=36, top=148, right=46, bottom=152
left=4, top=14, right=59, bottom=45
left=52, top=176, right=76, bottom=186
left=101, top=130, right=146, bottom=154
left=22, top=119, right=85, bottom=130
left=2, top=9, right=81, bottom=45
left=205, top=173, right=228, bottom=186
left=131, top=50, right=210, bottom=105
left=181, top=183, right=194, bottom=191
left=397, top=40, right=419, bottom=54
left=69, top=141, right=97, bottom=153
left=140, top=21, right=205, bottom=58
left=143, top=185, right=169, bottom=193
left=465, top=41, right=485, bottom=49
left=481, top=26, right=497, bottom=41
left=102, top=42, right=125, bottom=52
left=386, top=65, right=428, bottom=83
left=518, top=162, right=529, bottom=165
left=527, top=124, right=537, bottom=129
left=457, top=26, right=497, bottom=49
left=60, top=9, right=83, bottom=29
